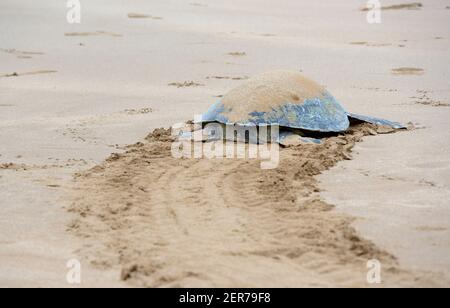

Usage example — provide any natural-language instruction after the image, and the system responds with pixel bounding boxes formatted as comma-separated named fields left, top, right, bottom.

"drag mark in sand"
left=127, top=13, right=163, bottom=20
left=65, top=31, right=123, bottom=38
left=349, top=42, right=393, bottom=47
left=391, top=67, right=424, bottom=76
left=0, top=49, right=44, bottom=59
left=361, top=2, right=423, bottom=11
left=0, top=70, right=57, bottom=78
left=68, top=125, right=445, bottom=287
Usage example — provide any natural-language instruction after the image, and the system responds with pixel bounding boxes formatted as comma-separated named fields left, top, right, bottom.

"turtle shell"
left=201, top=70, right=350, bottom=132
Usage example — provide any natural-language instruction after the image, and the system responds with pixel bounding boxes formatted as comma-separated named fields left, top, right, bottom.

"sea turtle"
left=182, top=70, right=404, bottom=145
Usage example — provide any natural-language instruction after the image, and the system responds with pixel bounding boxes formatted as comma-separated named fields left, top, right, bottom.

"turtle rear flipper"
left=347, top=113, right=406, bottom=129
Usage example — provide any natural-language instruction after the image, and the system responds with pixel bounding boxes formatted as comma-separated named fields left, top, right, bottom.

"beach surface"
left=1, top=0, right=449, bottom=287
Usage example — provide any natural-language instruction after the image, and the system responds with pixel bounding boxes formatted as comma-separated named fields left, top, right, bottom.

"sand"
left=1, top=0, right=450, bottom=287
left=391, top=67, right=425, bottom=76
left=68, top=124, right=445, bottom=287
left=127, top=13, right=163, bottom=20
left=361, top=3, right=423, bottom=11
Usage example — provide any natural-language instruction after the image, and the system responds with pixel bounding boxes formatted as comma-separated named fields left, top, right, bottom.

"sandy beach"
left=1, top=0, right=449, bottom=287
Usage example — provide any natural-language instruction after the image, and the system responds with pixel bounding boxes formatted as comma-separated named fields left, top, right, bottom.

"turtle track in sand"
left=68, top=125, right=445, bottom=287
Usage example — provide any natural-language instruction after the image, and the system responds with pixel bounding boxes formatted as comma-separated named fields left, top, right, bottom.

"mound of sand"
left=68, top=124, right=444, bottom=287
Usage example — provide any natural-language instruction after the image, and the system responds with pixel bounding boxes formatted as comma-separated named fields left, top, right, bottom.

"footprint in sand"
left=410, top=90, right=450, bottom=107
left=122, top=108, right=153, bottom=115
left=127, top=13, right=163, bottom=20
left=227, top=52, right=246, bottom=57
left=65, top=31, right=122, bottom=37
left=391, top=67, right=425, bottom=76
left=0, top=163, right=30, bottom=171
left=168, top=81, right=204, bottom=88
left=0, top=70, right=57, bottom=78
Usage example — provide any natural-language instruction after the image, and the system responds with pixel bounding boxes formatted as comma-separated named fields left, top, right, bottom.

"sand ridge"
left=67, top=124, right=446, bottom=287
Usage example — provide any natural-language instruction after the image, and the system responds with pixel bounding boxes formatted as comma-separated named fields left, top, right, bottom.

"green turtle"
left=179, top=70, right=404, bottom=145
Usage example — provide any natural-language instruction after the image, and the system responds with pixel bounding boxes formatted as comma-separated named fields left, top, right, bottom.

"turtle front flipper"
left=347, top=113, right=406, bottom=129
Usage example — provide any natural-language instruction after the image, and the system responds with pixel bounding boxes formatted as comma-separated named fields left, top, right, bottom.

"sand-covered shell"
left=201, top=70, right=404, bottom=132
